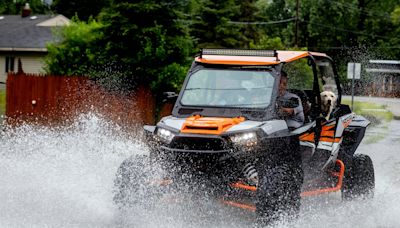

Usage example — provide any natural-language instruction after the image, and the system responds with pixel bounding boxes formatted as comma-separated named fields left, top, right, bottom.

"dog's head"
left=320, top=91, right=337, bottom=109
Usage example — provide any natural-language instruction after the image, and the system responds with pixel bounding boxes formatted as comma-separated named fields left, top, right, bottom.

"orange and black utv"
left=114, top=49, right=374, bottom=224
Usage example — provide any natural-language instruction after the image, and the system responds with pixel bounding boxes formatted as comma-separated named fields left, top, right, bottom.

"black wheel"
left=255, top=164, right=302, bottom=225
left=113, top=155, right=162, bottom=209
left=342, top=154, right=375, bottom=200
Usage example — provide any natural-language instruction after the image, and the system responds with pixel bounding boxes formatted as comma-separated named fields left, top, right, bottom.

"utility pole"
left=295, top=0, right=300, bottom=47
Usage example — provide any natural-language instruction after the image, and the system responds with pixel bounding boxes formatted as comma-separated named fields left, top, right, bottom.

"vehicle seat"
left=288, top=89, right=311, bottom=123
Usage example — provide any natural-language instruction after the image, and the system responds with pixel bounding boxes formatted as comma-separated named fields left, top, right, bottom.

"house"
left=343, top=60, right=400, bottom=97
left=0, top=4, right=70, bottom=84
left=364, top=60, right=400, bottom=97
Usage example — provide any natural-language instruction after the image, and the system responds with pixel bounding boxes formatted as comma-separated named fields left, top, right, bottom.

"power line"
left=176, top=17, right=296, bottom=25
left=301, top=19, right=392, bottom=40
left=324, top=0, right=392, bottom=20
left=308, top=46, right=400, bottom=50
left=333, top=0, right=391, bottom=17
left=226, top=18, right=391, bottom=40
left=227, top=17, right=296, bottom=25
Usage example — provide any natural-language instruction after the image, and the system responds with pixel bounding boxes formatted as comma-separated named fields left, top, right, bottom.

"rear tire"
left=255, top=164, right=302, bottom=225
left=342, top=154, right=375, bottom=200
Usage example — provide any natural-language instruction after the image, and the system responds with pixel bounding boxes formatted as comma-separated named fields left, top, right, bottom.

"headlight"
left=156, top=127, right=175, bottom=143
left=230, top=132, right=258, bottom=149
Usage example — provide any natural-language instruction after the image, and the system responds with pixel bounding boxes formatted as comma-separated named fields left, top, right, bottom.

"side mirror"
left=163, top=92, right=178, bottom=103
left=277, top=97, right=300, bottom=109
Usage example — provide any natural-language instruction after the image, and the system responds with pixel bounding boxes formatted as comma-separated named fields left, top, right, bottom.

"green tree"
left=44, top=18, right=104, bottom=76
left=249, top=36, right=285, bottom=50
left=379, top=5, right=400, bottom=59
left=95, top=0, right=194, bottom=91
left=295, top=0, right=360, bottom=49
left=260, top=0, right=294, bottom=46
left=0, top=0, right=50, bottom=14
left=232, top=0, right=265, bottom=48
left=44, top=0, right=400, bottom=94
left=0, top=0, right=15, bottom=14
left=51, top=0, right=110, bottom=21
left=190, top=0, right=243, bottom=48
left=45, top=1, right=194, bottom=92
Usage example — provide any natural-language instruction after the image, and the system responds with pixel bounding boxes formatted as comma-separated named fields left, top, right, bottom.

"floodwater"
left=0, top=112, right=399, bottom=228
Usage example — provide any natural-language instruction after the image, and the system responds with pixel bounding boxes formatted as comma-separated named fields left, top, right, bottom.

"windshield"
left=181, top=69, right=275, bottom=108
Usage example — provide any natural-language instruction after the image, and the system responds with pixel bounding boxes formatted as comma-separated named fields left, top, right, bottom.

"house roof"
left=195, top=50, right=328, bottom=65
left=0, top=15, right=70, bottom=52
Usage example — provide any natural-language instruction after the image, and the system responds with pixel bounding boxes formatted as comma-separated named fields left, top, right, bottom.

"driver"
left=278, top=71, right=304, bottom=129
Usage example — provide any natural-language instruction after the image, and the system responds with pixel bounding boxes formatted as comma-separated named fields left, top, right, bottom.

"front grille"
left=170, top=136, right=228, bottom=151
left=169, top=152, right=232, bottom=176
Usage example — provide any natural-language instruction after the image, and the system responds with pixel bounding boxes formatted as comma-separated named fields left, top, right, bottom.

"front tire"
left=342, top=154, right=375, bottom=200
left=256, top=164, right=302, bottom=225
left=113, top=155, right=160, bottom=209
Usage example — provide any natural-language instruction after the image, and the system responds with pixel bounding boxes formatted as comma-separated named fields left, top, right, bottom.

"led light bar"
left=201, top=49, right=278, bottom=58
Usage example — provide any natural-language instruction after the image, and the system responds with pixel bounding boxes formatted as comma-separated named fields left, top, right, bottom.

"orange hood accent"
left=181, top=115, right=245, bottom=135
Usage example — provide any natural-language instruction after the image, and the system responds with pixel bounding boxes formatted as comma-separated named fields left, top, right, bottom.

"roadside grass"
left=0, top=89, right=5, bottom=117
left=342, top=99, right=393, bottom=144
left=342, top=99, right=393, bottom=124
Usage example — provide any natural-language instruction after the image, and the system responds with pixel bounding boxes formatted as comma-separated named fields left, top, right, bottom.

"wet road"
left=0, top=113, right=399, bottom=228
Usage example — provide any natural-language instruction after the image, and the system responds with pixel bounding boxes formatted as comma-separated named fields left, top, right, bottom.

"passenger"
left=278, top=71, right=304, bottom=129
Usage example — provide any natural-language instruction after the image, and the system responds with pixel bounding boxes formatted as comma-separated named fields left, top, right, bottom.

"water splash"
left=0, top=113, right=399, bottom=227
left=0, top=112, right=145, bottom=227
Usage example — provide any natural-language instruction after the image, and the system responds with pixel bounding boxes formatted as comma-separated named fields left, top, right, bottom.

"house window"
left=5, top=56, right=15, bottom=73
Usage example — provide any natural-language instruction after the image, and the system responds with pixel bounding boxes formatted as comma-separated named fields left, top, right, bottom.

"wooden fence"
left=6, top=73, right=158, bottom=126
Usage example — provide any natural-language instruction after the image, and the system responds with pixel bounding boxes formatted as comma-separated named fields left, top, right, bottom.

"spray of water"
left=0, top=113, right=253, bottom=227
left=0, top=113, right=144, bottom=227
left=0, top=112, right=399, bottom=227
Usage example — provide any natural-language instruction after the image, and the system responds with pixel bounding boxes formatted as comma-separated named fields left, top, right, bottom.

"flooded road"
left=0, top=113, right=399, bottom=228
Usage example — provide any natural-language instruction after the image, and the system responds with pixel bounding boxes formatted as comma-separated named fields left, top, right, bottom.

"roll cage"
left=172, top=49, right=343, bottom=123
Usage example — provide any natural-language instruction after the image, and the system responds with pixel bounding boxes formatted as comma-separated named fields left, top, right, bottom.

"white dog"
left=320, top=91, right=337, bottom=120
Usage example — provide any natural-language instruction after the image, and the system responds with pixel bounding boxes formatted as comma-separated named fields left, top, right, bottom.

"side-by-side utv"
left=114, top=49, right=374, bottom=224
